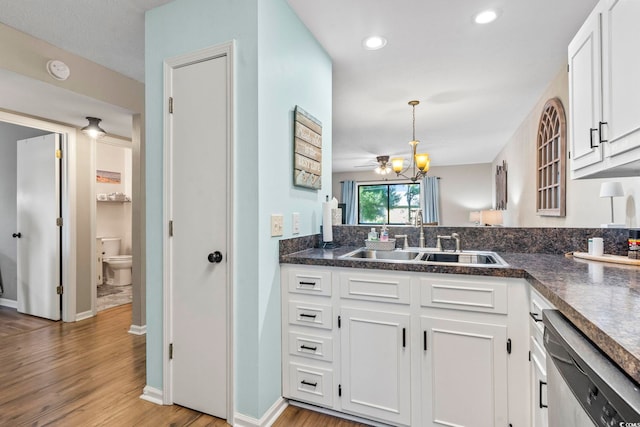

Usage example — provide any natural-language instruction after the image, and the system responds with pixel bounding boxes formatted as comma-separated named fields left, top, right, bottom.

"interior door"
left=169, top=54, right=228, bottom=417
left=16, top=133, right=61, bottom=320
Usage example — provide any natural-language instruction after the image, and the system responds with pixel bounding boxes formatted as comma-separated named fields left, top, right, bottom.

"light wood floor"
left=0, top=304, right=366, bottom=426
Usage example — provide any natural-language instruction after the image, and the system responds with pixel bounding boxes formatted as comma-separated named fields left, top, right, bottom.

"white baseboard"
left=0, top=298, right=17, bottom=309
left=75, top=310, right=94, bottom=321
left=128, top=324, right=147, bottom=335
left=234, top=397, right=288, bottom=427
left=140, top=385, right=164, bottom=405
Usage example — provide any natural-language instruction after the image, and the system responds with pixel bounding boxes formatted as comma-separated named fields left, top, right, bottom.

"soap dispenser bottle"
left=380, top=224, right=389, bottom=242
left=368, top=228, right=378, bottom=241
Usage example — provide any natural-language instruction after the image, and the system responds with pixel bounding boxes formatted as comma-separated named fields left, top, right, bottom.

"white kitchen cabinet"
left=340, top=307, right=411, bottom=426
left=530, top=337, right=548, bottom=427
left=421, top=316, right=508, bottom=427
left=281, top=265, right=531, bottom=427
left=281, top=266, right=337, bottom=409
left=529, top=287, right=554, bottom=427
left=568, top=0, right=604, bottom=173
left=569, top=0, right=640, bottom=178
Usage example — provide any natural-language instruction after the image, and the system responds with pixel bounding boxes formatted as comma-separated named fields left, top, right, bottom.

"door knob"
left=12, top=232, right=21, bottom=238
left=208, top=251, right=223, bottom=263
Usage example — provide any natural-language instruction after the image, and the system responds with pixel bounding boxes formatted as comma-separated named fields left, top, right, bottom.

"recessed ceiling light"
left=363, top=36, right=387, bottom=50
left=474, top=9, right=498, bottom=24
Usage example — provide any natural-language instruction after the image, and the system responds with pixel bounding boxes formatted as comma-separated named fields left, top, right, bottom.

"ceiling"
left=287, top=0, right=599, bottom=171
left=0, top=0, right=172, bottom=138
left=0, top=0, right=598, bottom=160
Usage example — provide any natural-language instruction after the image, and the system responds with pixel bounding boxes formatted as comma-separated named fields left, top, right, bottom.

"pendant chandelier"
left=391, top=100, right=430, bottom=182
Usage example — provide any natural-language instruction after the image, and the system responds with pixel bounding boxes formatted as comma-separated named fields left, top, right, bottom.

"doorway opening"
left=95, top=139, right=134, bottom=312
left=0, top=112, right=77, bottom=322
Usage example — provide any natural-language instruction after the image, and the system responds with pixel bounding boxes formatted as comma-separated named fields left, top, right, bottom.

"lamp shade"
left=469, top=211, right=481, bottom=223
left=599, top=182, right=624, bottom=198
left=391, top=157, right=405, bottom=173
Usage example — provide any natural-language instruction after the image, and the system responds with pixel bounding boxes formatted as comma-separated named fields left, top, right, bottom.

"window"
left=358, top=182, right=420, bottom=225
left=536, top=98, right=566, bottom=217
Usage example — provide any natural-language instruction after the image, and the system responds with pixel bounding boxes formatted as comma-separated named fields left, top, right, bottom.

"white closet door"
left=169, top=54, right=228, bottom=418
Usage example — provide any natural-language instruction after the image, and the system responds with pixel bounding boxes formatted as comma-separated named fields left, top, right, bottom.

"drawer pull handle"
left=529, top=312, right=542, bottom=322
left=402, top=328, right=406, bottom=348
left=300, top=344, right=318, bottom=352
left=301, top=380, right=317, bottom=388
left=539, top=380, right=548, bottom=408
left=423, top=330, right=428, bottom=351
left=299, top=313, right=317, bottom=319
left=299, top=281, right=316, bottom=286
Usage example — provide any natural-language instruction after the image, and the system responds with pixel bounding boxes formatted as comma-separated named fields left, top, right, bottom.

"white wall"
left=96, top=142, right=133, bottom=254
left=493, top=65, right=640, bottom=227
left=333, top=163, right=493, bottom=226
left=0, top=122, right=49, bottom=302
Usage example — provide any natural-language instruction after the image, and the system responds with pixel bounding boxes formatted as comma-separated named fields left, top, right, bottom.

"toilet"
left=102, top=237, right=132, bottom=286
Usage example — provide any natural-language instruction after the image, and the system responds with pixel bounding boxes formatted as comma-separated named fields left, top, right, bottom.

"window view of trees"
left=358, top=183, right=420, bottom=224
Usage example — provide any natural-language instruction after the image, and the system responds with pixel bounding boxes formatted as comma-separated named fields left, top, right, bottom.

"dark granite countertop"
left=281, top=247, right=640, bottom=385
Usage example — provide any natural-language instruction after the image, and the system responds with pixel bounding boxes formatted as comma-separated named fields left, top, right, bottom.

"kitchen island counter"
left=281, top=247, right=640, bottom=385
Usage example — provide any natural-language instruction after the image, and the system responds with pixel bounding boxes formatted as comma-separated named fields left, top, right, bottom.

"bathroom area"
left=95, top=140, right=132, bottom=311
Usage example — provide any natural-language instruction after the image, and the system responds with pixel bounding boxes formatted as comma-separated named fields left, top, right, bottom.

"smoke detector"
left=46, top=60, right=70, bottom=81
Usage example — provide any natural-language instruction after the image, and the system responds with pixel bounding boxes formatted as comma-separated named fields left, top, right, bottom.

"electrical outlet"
left=292, top=212, right=300, bottom=234
left=271, top=214, right=284, bottom=237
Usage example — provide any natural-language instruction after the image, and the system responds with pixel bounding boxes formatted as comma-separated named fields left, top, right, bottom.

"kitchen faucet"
left=414, top=209, right=425, bottom=248
left=436, top=232, right=461, bottom=252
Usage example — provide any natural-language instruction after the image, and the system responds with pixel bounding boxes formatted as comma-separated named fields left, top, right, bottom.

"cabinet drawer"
left=420, top=275, right=508, bottom=314
left=289, top=301, right=333, bottom=330
left=288, top=363, right=333, bottom=407
left=530, top=286, right=554, bottom=336
left=288, top=268, right=332, bottom=296
left=288, top=331, right=333, bottom=362
left=339, top=271, right=411, bottom=304
left=530, top=335, right=547, bottom=376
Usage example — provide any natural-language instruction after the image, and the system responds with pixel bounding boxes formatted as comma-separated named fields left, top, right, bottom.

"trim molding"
left=128, top=324, right=147, bottom=335
left=75, top=310, right=93, bottom=321
left=234, top=398, right=288, bottom=427
left=139, top=385, right=164, bottom=405
left=0, top=298, right=17, bottom=309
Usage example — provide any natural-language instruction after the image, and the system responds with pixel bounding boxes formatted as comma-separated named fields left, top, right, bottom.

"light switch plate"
left=292, top=212, right=300, bottom=234
left=271, top=214, right=284, bottom=237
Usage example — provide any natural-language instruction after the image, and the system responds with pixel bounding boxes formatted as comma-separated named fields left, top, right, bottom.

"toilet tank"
left=102, top=237, right=121, bottom=257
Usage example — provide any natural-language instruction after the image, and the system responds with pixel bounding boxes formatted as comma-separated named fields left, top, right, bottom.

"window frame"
left=536, top=98, right=566, bottom=217
left=356, top=180, right=421, bottom=225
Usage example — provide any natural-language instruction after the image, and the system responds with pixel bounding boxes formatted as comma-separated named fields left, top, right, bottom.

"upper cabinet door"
left=568, top=2, right=604, bottom=172
left=601, top=0, right=640, bottom=157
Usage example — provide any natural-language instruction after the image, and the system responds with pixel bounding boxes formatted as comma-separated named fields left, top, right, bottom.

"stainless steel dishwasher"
left=543, top=310, right=640, bottom=426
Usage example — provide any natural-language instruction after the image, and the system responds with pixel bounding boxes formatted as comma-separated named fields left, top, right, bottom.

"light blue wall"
left=256, top=1, right=332, bottom=416
left=145, top=0, right=331, bottom=419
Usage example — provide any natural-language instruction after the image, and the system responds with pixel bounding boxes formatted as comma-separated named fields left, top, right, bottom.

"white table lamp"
left=599, top=182, right=625, bottom=228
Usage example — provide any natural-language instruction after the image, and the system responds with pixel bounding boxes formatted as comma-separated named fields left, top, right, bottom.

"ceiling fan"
left=355, top=155, right=393, bottom=175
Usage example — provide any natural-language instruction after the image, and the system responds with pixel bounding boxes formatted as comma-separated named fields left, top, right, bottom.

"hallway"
left=0, top=304, right=366, bottom=426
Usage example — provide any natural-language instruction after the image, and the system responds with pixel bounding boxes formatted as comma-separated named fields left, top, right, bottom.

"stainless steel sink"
left=340, top=248, right=507, bottom=266
left=344, top=249, right=421, bottom=261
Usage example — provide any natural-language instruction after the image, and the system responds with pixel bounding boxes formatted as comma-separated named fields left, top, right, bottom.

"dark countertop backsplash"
left=280, top=226, right=630, bottom=257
